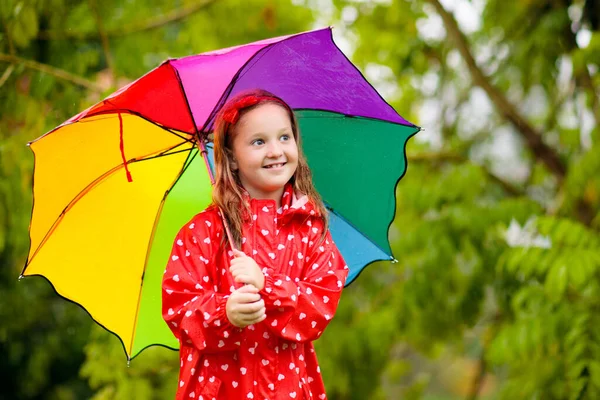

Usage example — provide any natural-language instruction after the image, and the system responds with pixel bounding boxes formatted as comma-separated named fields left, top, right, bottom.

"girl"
left=162, top=89, right=348, bottom=400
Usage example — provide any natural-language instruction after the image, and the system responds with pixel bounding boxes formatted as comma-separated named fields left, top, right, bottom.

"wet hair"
left=211, top=89, right=328, bottom=248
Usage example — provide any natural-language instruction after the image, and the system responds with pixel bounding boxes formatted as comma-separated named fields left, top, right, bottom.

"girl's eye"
left=280, top=134, right=291, bottom=141
left=251, top=139, right=264, bottom=146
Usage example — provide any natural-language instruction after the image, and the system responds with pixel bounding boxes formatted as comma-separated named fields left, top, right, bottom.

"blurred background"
left=1, top=0, right=599, bottom=399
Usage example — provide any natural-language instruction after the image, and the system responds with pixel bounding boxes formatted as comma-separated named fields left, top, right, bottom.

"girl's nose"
left=267, top=142, right=283, bottom=158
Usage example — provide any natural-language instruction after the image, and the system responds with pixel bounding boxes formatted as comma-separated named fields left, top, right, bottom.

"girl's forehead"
left=235, top=103, right=292, bottom=134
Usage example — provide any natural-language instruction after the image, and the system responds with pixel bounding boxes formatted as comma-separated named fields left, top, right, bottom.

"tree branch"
left=426, top=0, right=567, bottom=180
left=577, top=67, right=600, bottom=129
left=2, top=16, right=16, bottom=56
left=89, top=0, right=115, bottom=83
left=37, top=0, right=217, bottom=40
left=0, top=53, right=103, bottom=92
left=0, top=64, right=14, bottom=88
left=465, top=350, right=486, bottom=400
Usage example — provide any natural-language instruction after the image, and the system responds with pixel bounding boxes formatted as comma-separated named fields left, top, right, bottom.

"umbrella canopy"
left=23, top=27, right=419, bottom=359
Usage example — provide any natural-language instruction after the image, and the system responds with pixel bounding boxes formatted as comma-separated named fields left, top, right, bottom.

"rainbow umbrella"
left=22, top=28, right=419, bottom=359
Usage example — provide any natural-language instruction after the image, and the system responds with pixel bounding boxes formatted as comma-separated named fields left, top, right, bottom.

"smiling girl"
left=162, top=89, right=348, bottom=400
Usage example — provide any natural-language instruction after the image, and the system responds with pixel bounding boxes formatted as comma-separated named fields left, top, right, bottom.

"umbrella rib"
left=29, top=108, right=196, bottom=145
left=25, top=143, right=193, bottom=266
left=291, top=108, right=422, bottom=129
left=129, top=148, right=197, bottom=355
left=325, top=28, right=419, bottom=129
left=169, top=62, right=201, bottom=140
left=325, top=203, right=393, bottom=259
left=143, top=142, right=194, bottom=160
left=197, top=28, right=420, bottom=133
left=100, top=104, right=197, bottom=143
left=198, top=37, right=282, bottom=134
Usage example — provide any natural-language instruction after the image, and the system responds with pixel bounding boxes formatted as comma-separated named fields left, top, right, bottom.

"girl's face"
left=230, top=102, right=299, bottom=203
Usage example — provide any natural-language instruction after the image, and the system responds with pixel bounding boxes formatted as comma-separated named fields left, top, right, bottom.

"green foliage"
left=2, top=0, right=600, bottom=399
left=323, top=0, right=600, bottom=398
left=80, top=327, right=180, bottom=400
left=491, top=217, right=600, bottom=399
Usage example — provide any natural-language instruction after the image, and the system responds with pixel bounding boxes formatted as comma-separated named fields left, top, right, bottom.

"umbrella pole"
left=196, top=137, right=238, bottom=252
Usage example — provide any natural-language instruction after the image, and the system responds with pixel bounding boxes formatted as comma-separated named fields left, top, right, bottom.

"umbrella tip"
left=18, top=274, right=23, bottom=280
left=127, top=359, right=131, bottom=368
left=391, top=258, right=398, bottom=264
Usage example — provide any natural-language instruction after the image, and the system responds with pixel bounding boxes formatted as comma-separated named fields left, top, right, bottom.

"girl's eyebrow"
left=247, top=128, right=291, bottom=138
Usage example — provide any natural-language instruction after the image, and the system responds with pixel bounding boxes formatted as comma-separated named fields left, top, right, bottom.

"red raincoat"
left=162, top=184, right=348, bottom=400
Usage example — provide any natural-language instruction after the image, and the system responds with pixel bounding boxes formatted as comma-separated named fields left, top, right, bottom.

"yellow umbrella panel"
left=23, top=113, right=212, bottom=358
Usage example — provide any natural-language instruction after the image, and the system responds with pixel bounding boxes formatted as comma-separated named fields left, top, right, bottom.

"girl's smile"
left=263, top=162, right=286, bottom=169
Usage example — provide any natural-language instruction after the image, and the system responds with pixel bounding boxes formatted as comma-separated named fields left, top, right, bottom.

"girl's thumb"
left=232, top=249, right=246, bottom=257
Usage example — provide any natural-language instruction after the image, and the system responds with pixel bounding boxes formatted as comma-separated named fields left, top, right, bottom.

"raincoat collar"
left=240, top=183, right=317, bottom=220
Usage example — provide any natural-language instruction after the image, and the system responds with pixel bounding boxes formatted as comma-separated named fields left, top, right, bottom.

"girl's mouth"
left=263, top=163, right=286, bottom=169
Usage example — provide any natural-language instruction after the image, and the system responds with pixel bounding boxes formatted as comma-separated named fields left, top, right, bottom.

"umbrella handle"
left=195, top=136, right=238, bottom=253
left=217, top=207, right=238, bottom=253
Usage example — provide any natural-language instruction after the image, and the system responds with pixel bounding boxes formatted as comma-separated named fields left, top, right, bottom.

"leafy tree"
left=316, top=0, right=599, bottom=399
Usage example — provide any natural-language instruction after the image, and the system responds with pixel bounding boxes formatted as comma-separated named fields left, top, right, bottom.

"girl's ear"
left=225, top=147, right=238, bottom=171
left=230, top=157, right=239, bottom=171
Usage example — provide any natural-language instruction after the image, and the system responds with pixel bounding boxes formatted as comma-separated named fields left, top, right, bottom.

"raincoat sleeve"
left=259, top=225, right=348, bottom=343
left=162, top=213, right=243, bottom=353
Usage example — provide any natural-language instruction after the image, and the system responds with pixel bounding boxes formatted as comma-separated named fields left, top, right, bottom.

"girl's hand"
left=226, top=285, right=266, bottom=328
left=229, top=249, right=265, bottom=290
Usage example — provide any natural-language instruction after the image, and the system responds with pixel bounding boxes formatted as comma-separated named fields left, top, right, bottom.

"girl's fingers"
left=230, top=256, right=247, bottom=265
left=231, top=267, right=253, bottom=279
left=233, top=292, right=262, bottom=304
left=234, top=275, right=257, bottom=287
left=239, top=308, right=266, bottom=322
left=245, top=313, right=267, bottom=325
left=237, top=300, right=265, bottom=314
left=229, top=262, right=246, bottom=272
left=229, top=262, right=252, bottom=273
left=235, top=285, right=259, bottom=294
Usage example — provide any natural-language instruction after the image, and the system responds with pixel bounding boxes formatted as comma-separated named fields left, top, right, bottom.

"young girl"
left=162, top=89, right=348, bottom=400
